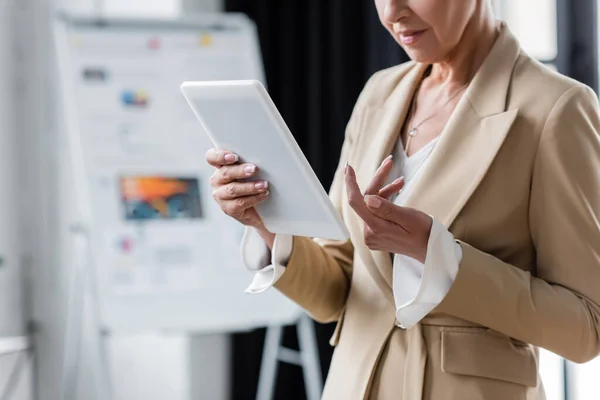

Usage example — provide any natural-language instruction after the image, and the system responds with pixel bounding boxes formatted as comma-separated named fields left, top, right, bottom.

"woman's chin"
left=393, top=42, right=435, bottom=64
left=402, top=50, right=440, bottom=64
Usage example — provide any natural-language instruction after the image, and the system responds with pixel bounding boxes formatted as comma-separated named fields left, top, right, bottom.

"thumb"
left=364, top=195, right=401, bottom=223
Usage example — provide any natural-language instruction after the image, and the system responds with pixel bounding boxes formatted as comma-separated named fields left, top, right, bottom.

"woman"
left=207, top=0, right=600, bottom=399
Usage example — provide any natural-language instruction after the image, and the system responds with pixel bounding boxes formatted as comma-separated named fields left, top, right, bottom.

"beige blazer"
left=272, top=25, right=600, bottom=400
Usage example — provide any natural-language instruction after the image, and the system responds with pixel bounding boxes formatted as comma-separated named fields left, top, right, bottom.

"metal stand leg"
left=84, top=242, right=113, bottom=400
left=61, top=226, right=113, bottom=400
left=297, top=315, right=323, bottom=400
left=562, top=358, right=570, bottom=400
left=256, top=314, right=323, bottom=400
left=60, top=227, right=87, bottom=400
left=85, top=303, right=112, bottom=400
left=256, top=325, right=283, bottom=400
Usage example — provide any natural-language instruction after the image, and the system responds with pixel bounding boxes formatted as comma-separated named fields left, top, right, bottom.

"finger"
left=364, top=195, right=409, bottom=232
left=206, top=148, right=239, bottom=167
left=214, top=180, right=269, bottom=200
left=223, top=191, right=270, bottom=216
left=365, top=155, right=394, bottom=195
left=345, top=163, right=376, bottom=223
left=210, top=163, right=258, bottom=186
left=378, top=177, right=405, bottom=199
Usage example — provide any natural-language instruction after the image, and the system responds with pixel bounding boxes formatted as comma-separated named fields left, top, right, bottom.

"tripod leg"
left=256, top=325, right=283, bottom=400
left=60, top=230, right=87, bottom=400
left=297, top=315, right=323, bottom=400
left=85, top=264, right=113, bottom=400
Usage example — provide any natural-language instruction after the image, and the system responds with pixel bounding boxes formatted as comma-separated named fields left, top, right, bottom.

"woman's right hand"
left=206, top=148, right=271, bottom=229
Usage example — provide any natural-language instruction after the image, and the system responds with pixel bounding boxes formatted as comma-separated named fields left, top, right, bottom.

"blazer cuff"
left=240, top=227, right=293, bottom=293
left=394, top=218, right=463, bottom=329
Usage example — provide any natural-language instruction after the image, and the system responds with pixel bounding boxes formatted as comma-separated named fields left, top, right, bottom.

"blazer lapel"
left=357, top=24, right=523, bottom=293
left=353, top=64, right=430, bottom=294
left=402, top=106, right=518, bottom=226
left=403, top=23, right=523, bottom=228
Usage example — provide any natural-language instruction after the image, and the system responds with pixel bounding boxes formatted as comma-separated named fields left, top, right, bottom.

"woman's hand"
left=206, top=148, right=275, bottom=248
left=345, top=157, right=433, bottom=263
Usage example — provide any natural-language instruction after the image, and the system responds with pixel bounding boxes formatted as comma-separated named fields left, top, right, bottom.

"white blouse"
left=240, top=136, right=463, bottom=330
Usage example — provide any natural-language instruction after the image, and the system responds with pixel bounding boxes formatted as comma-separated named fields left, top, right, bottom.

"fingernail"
left=344, top=161, right=349, bottom=172
left=224, top=153, right=238, bottom=162
left=382, top=155, right=393, bottom=165
left=255, top=181, right=268, bottom=189
left=365, top=195, right=382, bottom=208
left=244, top=165, right=256, bottom=175
left=393, top=177, right=404, bottom=185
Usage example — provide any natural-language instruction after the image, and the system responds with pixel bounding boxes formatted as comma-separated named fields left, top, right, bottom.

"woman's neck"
left=429, top=3, right=498, bottom=86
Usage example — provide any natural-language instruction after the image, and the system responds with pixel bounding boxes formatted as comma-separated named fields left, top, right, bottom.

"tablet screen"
left=194, top=97, right=325, bottom=220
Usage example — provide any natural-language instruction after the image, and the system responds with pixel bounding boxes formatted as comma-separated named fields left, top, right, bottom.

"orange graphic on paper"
left=121, top=177, right=189, bottom=209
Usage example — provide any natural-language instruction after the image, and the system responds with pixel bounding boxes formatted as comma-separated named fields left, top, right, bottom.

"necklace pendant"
left=408, top=128, right=418, bottom=137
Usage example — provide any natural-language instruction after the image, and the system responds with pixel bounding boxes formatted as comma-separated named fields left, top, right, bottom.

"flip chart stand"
left=61, top=224, right=113, bottom=400
left=257, top=316, right=323, bottom=400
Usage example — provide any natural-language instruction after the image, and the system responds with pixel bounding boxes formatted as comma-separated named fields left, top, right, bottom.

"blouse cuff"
left=393, top=218, right=463, bottom=329
left=240, top=227, right=293, bottom=293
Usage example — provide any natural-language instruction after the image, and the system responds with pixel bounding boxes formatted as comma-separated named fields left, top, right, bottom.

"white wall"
left=569, top=358, right=600, bottom=400
left=0, top=0, right=24, bottom=339
left=0, top=0, right=34, bottom=398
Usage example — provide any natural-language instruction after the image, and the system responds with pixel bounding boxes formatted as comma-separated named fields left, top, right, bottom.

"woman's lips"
left=399, top=30, right=426, bottom=45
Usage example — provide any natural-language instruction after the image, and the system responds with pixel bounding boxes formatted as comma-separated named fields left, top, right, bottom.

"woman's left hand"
left=344, top=157, right=433, bottom=263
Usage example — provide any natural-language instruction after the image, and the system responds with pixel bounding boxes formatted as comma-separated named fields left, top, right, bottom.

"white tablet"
left=180, top=80, right=350, bottom=240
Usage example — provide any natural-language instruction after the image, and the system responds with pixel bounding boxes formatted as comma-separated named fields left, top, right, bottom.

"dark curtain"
left=223, top=1, right=408, bottom=399
left=556, top=0, right=599, bottom=92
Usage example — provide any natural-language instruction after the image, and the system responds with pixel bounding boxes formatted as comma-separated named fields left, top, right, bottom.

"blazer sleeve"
left=436, top=85, right=600, bottom=363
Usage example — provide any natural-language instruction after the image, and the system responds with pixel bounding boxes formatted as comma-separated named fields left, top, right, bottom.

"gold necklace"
left=405, top=84, right=468, bottom=152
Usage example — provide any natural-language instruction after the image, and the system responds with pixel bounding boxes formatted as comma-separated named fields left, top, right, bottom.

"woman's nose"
left=383, top=0, right=409, bottom=24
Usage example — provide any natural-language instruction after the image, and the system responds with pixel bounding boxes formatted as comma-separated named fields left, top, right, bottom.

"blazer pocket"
left=441, top=330, right=538, bottom=387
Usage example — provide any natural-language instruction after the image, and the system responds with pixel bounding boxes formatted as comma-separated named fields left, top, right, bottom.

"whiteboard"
left=54, top=12, right=301, bottom=333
